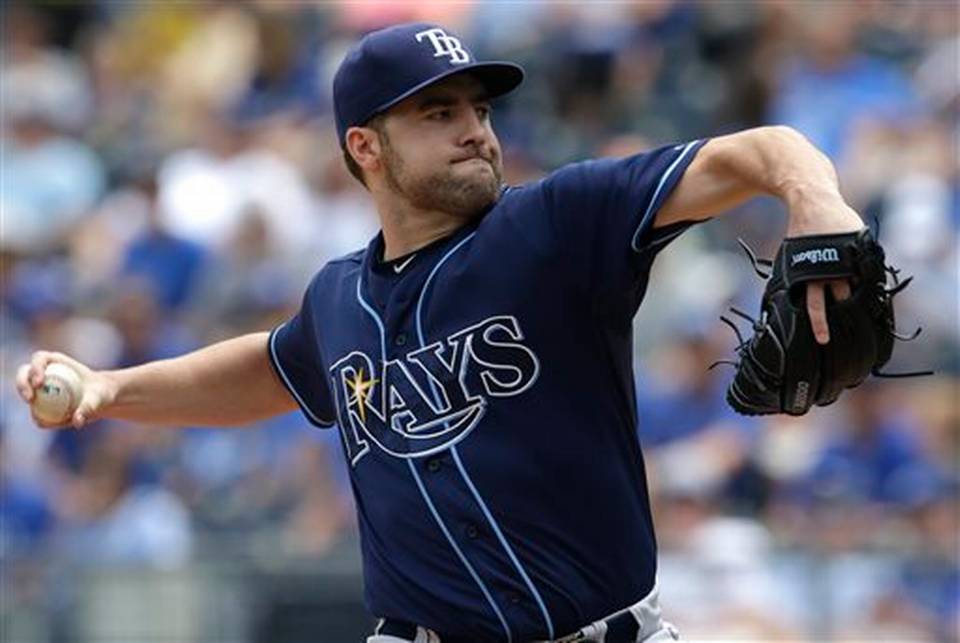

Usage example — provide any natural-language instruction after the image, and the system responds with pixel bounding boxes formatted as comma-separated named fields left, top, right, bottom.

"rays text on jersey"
left=329, top=315, right=539, bottom=464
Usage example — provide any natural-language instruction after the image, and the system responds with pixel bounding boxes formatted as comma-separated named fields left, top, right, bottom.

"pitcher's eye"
left=427, top=109, right=452, bottom=121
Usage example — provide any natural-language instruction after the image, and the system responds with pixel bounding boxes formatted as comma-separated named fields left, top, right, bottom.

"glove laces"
left=710, top=237, right=933, bottom=379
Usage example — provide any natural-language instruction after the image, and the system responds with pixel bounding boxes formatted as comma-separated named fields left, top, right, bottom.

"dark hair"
left=342, top=115, right=386, bottom=188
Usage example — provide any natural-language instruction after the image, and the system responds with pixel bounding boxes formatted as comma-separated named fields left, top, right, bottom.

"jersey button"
left=426, top=458, right=441, bottom=473
left=465, top=524, right=479, bottom=539
left=394, top=333, right=408, bottom=347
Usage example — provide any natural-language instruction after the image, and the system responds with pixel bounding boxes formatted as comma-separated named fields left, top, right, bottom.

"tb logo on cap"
left=415, top=28, right=470, bottom=64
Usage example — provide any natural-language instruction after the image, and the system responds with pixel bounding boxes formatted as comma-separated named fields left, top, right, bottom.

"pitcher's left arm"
left=654, top=125, right=865, bottom=344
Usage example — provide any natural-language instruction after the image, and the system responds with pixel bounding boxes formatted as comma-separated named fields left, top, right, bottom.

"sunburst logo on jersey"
left=329, top=315, right=539, bottom=464
left=346, top=368, right=378, bottom=423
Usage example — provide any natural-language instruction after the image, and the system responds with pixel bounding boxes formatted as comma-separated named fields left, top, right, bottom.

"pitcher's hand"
left=15, top=351, right=116, bottom=429
left=787, top=201, right=864, bottom=344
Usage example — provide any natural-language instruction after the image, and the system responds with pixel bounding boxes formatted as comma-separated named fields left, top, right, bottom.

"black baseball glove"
left=718, top=228, right=926, bottom=416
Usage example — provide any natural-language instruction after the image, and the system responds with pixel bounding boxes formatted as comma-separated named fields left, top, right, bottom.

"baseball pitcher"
left=19, top=23, right=907, bottom=643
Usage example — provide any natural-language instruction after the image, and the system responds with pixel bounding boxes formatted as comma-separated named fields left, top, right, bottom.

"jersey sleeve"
left=540, top=139, right=708, bottom=302
left=267, top=283, right=337, bottom=428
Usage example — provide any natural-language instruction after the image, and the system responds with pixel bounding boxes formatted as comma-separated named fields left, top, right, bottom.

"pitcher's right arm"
left=15, top=332, right=298, bottom=429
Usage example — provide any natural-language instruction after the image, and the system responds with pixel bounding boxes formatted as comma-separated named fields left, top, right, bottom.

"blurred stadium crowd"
left=1, top=2, right=957, bottom=641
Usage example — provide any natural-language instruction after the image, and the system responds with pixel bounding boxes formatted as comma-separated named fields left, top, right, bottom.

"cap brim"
left=366, top=61, right=524, bottom=122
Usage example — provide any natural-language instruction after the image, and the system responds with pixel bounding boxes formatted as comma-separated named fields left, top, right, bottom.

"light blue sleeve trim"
left=268, top=324, right=336, bottom=427
left=630, top=139, right=702, bottom=253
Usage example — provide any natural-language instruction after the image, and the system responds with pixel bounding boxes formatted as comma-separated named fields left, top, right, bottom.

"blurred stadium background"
left=1, top=1, right=957, bottom=642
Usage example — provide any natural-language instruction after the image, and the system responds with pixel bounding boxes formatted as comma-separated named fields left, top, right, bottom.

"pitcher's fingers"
left=72, top=391, right=101, bottom=429
left=830, top=279, right=851, bottom=301
left=16, top=364, right=36, bottom=402
left=807, top=282, right=830, bottom=345
left=29, top=351, right=55, bottom=387
left=46, top=351, right=86, bottom=373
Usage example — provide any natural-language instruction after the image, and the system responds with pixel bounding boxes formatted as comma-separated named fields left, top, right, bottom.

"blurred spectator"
left=228, top=10, right=325, bottom=123
left=119, top=174, right=209, bottom=313
left=333, top=0, right=473, bottom=33
left=107, top=283, right=197, bottom=367
left=172, top=417, right=352, bottom=558
left=192, top=206, right=299, bottom=335
left=891, top=490, right=960, bottom=641
left=896, top=494, right=959, bottom=641
left=639, top=326, right=764, bottom=511
left=655, top=493, right=802, bottom=639
left=0, top=6, right=105, bottom=254
left=838, top=487, right=960, bottom=642
left=0, top=101, right=105, bottom=254
left=156, top=114, right=319, bottom=268
left=806, top=383, right=941, bottom=508
left=310, top=140, right=382, bottom=265
left=57, top=439, right=192, bottom=568
left=1, top=5, right=93, bottom=132
left=0, top=428, right=53, bottom=558
left=159, top=4, right=259, bottom=119
left=768, top=4, right=924, bottom=161
left=915, top=35, right=960, bottom=122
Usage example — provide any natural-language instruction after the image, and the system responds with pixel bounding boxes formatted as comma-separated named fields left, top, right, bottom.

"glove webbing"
left=712, top=238, right=933, bottom=380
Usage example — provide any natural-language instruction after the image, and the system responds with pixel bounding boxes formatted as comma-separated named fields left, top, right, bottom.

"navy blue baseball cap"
left=333, top=22, right=524, bottom=146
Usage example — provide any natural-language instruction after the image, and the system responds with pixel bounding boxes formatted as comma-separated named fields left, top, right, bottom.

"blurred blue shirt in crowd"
left=0, top=472, right=53, bottom=557
left=809, top=415, right=936, bottom=506
left=636, top=373, right=758, bottom=447
left=770, top=54, right=923, bottom=159
left=1, top=127, right=105, bottom=251
left=121, top=231, right=208, bottom=311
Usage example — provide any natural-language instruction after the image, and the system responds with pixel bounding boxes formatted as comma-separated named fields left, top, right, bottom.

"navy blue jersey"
left=269, top=140, right=707, bottom=641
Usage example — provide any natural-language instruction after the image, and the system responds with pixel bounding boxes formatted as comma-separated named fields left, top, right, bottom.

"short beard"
left=379, top=131, right=502, bottom=219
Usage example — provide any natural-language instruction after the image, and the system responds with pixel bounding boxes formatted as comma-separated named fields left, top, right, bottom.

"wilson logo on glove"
left=790, top=247, right=840, bottom=266
left=711, top=229, right=932, bottom=416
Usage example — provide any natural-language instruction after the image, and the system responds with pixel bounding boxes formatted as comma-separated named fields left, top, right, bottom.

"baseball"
left=32, top=363, right=83, bottom=425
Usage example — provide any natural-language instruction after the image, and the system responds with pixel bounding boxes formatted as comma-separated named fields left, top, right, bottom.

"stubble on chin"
left=436, top=162, right=502, bottom=216
left=397, top=159, right=503, bottom=219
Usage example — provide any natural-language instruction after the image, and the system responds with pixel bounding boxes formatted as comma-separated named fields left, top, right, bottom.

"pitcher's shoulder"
left=325, top=247, right=366, bottom=269
left=484, top=181, right=549, bottom=222
left=307, top=248, right=365, bottom=295
left=489, top=166, right=586, bottom=215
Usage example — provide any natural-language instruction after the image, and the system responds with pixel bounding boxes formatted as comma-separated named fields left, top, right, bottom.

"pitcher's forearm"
left=707, top=126, right=857, bottom=234
left=656, top=126, right=861, bottom=233
left=103, top=333, right=297, bottom=426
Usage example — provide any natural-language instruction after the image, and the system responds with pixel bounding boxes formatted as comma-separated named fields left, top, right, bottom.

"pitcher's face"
left=373, top=74, right=504, bottom=218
